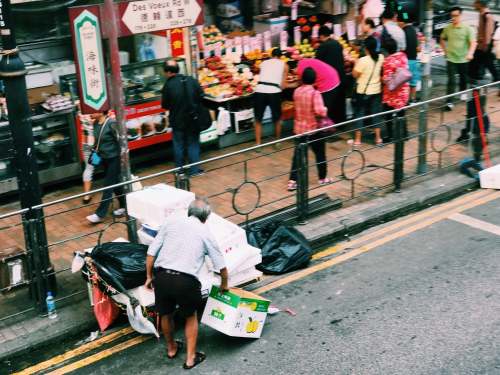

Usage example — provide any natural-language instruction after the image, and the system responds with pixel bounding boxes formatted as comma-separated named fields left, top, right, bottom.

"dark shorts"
left=153, top=268, right=202, bottom=318
left=254, top=92, right=282, bottom=122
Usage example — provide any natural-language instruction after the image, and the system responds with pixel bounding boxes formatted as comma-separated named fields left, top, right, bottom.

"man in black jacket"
left=161, top=59, right=204, bottom=176
left=316, top=26, right=347, bottom=124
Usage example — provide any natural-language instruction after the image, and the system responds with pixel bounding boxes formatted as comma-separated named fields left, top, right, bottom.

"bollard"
left=393, top=114, right=405, bottom=192
left=296, top=141, right=309, bottom=224
left=175, top=170, right=191, bottom=191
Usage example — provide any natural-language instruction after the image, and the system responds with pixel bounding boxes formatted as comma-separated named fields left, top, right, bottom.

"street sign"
left=118, top=0, right=203, bottom=36
left=69, top=7, right=109, bottom=114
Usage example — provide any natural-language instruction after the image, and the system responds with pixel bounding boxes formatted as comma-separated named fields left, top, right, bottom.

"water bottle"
left=46, top=292, right=57, bottom=319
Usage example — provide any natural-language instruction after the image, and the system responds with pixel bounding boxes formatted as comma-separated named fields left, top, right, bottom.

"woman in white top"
left=254, top=48, right=288, bottom=145
left=352, top=36, right=384, bottom=146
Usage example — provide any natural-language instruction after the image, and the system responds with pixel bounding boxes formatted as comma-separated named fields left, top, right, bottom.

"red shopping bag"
left=92, top=286, right=120, bottom=332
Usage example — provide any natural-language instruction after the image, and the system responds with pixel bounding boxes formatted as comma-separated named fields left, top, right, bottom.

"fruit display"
left=203, top=25, right=225, bottom=48
left=199, top=56, right=256, bottom=99
left=338, top=36, right=360, bottom=74
left=286, top=39, right=316, bottom=61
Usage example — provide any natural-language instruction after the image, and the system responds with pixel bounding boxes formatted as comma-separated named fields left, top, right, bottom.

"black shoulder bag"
left=182, top=77, right=211, bottom=132
left=88, top=117, right=110, bottom=167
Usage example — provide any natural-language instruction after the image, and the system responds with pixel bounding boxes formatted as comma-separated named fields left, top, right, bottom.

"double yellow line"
left=15, top=188, right=499, bottom=375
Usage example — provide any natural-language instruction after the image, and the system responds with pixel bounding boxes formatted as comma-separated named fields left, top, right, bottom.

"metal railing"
left=0, top=82, right=499, bottom=323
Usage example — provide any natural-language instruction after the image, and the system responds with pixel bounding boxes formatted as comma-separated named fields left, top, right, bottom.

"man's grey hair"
left=188, top=198, right=211, bottom=223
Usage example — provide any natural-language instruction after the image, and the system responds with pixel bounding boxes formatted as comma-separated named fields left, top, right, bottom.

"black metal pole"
left=393, top=114, right=405, bottom=192
left=0, top=0, right=52, bottom=309
left=296, top=141, right=309, bottom=224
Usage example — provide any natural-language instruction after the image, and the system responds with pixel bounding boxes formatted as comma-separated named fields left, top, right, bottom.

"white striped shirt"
left=147, top=215, right=225, bottom=279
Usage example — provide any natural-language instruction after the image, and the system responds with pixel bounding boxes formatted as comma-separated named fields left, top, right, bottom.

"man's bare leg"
left=184, top=313, right=199, bottom=366
left=161, top=314, right=177, bottom=357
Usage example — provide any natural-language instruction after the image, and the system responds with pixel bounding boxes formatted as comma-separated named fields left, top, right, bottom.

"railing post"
left=393, top=114, right=405, bottom=192
left=296, top=141, right=309, bottom=223
left=417, top=103, right=428, bottom=174
left=175, top=170, right=191, bottom=191
left=24, top=214, right=52, bottom=314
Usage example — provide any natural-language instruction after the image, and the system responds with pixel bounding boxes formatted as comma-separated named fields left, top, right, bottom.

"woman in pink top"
left=288, top=67, right=332, bottom=191
left=382, top=38, right=410, bottom=142
left=297, top=59, right=340, bottom=123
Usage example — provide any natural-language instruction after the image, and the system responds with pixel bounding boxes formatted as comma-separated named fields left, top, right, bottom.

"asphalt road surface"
left=9, top=189, right=500, bottom=375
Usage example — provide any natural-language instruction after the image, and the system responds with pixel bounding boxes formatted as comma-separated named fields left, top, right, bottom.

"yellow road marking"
left=254, top=190, right=500, bottom=294
left=23, top=189, right=500, bottom=374
left=12, top=327, right=134, bottom=375
left=45, top=335, right=152, bottom=375
left=449, top=213, right=500, bottom=236
left=312, top=189, right=495, bottom=260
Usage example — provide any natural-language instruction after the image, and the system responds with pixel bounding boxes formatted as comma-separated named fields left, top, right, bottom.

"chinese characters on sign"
left=120, top=0, right=203, bottom=36
left=72, top=9, right=108, bottom=113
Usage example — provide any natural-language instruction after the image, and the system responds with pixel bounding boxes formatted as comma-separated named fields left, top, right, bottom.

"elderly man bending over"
left=145, top=198, right=228, bottom=370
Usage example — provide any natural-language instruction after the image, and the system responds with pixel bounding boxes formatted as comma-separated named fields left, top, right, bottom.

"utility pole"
left=417, top=0, right=433, bottom=174
left=0, top=0, right=52, bottom=311
left=102, top=0, right=137, bottom=242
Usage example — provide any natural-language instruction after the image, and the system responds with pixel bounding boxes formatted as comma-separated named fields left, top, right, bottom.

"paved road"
left=9, top=190, right=500, bottom=375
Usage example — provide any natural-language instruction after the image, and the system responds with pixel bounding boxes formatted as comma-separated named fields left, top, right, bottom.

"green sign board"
left=70, top=8, right=109, bottom=114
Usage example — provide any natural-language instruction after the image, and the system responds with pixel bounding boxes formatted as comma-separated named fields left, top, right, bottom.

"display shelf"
left=128, top=131, right=173, bottom=151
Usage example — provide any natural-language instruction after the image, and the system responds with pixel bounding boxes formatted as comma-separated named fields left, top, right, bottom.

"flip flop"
left=183, top=352, right=206, bottom=370
left=167, top=340, right=183, bottom=359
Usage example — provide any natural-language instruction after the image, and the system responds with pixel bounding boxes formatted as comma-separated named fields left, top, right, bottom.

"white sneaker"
left=446, top=103, right=454, bottom=111
left=460, top=93, right=468, bottom=101
left=86, top=214, right=103, bottom=224
left=113, top=208, right=126, bottom=217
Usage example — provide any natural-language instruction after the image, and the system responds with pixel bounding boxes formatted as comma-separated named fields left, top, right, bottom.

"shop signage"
left=69, top=7, right=109, bottom=114
left=0, top=0, right=13, bottom=35
left=279, top=31, right=288, bottom=51
left=119, top=0, right=204, bottom=36
left=263, top=31, right=271, bottom=51
left=170, top=28, right=184, bottom=57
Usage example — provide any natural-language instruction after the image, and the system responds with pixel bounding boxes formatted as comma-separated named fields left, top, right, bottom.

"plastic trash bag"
left=246, top=221, right=280, bottom=249
left=256, top=226, right=312, bottom=275
left=91, top=242, right=148, bottom=290
left=125, top=299, right=159, bottom=337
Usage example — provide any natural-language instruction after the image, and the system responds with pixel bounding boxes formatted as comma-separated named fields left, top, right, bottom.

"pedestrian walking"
left=254, top=48, right=288, bottom=145
left=145, top=198, right=228, bottom=370
left=352, top=36, right=384, bottom=146
left=287, top=68, right=332, bottom=191
left=80, top=113, right=95, bottom=205
left=382, top=38, right=410, bottom=143
left=471, top=0, right=499, bottom=83
left=377, top=7, right=406, bottom=53
left=440, top=6, right=477, bottom=110
left=316, top=25, right=347, bottom=124
left=399, top=17, right=420, bottom=103
left=297, top=58, right=340, bottom=125
left=86, top=111, right=126, bottom=224
left=161, top=58, right=206, bottom=176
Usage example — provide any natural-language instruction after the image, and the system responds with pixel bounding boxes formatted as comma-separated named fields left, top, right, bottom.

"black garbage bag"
left=90, top=242, right=148, bottom=290
left=246, top=221, right=281, bottom=249
left=256, top=226, right=312, bottom=275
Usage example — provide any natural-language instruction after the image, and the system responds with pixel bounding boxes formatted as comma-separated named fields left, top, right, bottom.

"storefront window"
left=11, top=0, right=101, bottom=45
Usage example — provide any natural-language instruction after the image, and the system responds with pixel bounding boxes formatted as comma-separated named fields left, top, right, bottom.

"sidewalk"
left=0, top=89, right=499, bottom=362
left=1, top=153, right=498, bottom=364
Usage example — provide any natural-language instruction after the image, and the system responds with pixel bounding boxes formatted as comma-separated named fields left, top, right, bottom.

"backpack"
left=380, top=26, right=396, bottom=55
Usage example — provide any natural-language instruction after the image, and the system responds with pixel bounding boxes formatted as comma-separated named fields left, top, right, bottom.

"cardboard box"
left=201, top=286, right=270, bottom=338
left=479, top=164, right=500, bottom=189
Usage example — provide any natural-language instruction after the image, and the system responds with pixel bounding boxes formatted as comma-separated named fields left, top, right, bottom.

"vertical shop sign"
left=170, top=28, right=184, bottom=57
left=70, top=7, right=109, bottom=114
left=263, top=31, right=271, bottom=51
left=234, top=36, right=243, bottom=56
left=280, top=30, right=288, bottom=51
left=293, top=26, right=301, bottom=45
left=256, top=33, right=263, bottom=52
left=225, top=38, right=233, bottom=56
left=243, top=35, right=251, bottom=54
